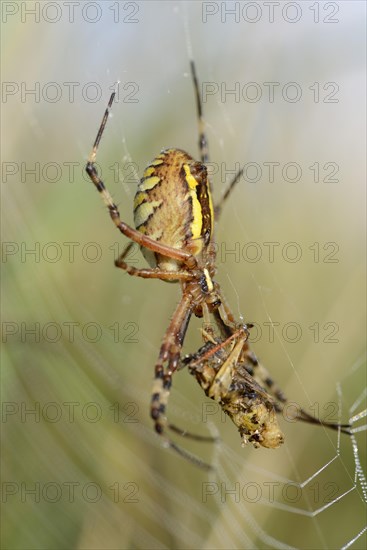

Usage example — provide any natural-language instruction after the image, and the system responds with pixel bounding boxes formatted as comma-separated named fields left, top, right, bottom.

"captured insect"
left=86, top=62, right=351, bottom=469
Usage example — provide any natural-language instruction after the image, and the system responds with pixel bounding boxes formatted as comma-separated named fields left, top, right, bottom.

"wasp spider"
left=86, top=62, right=351, bottom=469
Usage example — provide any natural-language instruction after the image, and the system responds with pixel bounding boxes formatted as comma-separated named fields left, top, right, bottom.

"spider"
left=86, top=61, right=351, bottom=469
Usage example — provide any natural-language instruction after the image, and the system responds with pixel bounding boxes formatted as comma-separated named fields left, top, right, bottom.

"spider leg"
left=186, top=328, right=246, bottom=400
left=86, top=93, right=198, bottom=271
left=214, top=167, right=245, bottom=218
left=168, top=424, right=217, bottom=442
left=212, top=289, right=238, bottom=338
left=190, top=60, right=209, bottom=164
left=238, top=349, right=351, bottom=434
left=191, top=60, right=243, bottom=216
left=150, top=292, right=214, bottom=469
left=183, top=325, right=248, bottom=370
left=190, top=60, right=252, bottom=220
left=192, top=62, right=246, bottom=217
left=151, top=294, right=192, bottom=431
left=114, top=243, right=194, bottom=281
left=289, top=407, right=352, bottom=434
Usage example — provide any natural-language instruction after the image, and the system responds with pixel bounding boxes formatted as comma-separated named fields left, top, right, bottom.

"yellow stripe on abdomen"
left=183, top=163, right=203, bottom=241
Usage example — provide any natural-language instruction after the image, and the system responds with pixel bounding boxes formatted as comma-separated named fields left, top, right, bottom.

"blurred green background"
left=2, top=1, right=366, bottom=549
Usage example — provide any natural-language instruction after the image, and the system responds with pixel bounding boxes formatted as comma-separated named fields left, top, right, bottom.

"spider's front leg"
left=86, top=92, right=199, bottom=272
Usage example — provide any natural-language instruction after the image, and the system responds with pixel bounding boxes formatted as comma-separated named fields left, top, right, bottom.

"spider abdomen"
left=133, top=148, right=214, bottom=271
